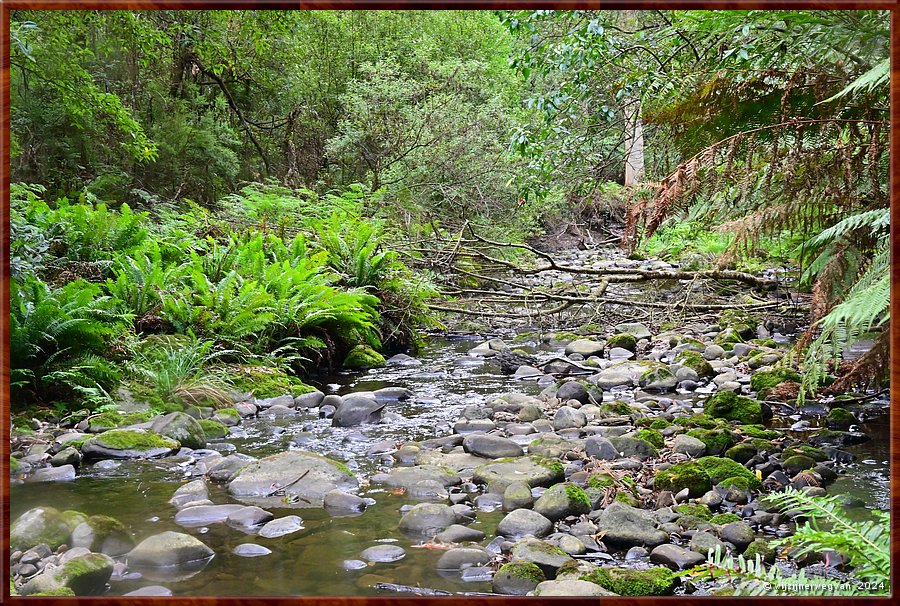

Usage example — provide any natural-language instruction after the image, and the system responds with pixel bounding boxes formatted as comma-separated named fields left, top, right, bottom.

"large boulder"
left=533, top=483, right=591, bottom=521
left=127, top=531, right=214, bottom=569
left=473, top=456, right=564, bottom=492
left=150, top=412, right=206, bottom=450
left=332, top=395, right=386, bottom=427
left=343, top=345, right=385, bottom=369
left=565, top=339, right=605, bottom=357
left=463, top=433, right=524, bottom=459
left=595, top=502, right=668, bottom=547
left=20, top=552, right=114, bottom=596
left=81, top=429, right=179, bottom=460
left=496, top=509, right=553, bottom=539
left=704, top=392, right=764, bottom=424
left=227, top=451, right=358, bottom=508
left=534, top=580, right=617, bottom=596
left=398, top=503, right=459, bottom=536
left=10, top=506, right=72, bottom=552
left=70, top=515, right=134, bottom=556
left=510, top=538, right=574, bottom=578
left=493, top=561, right=546, bottom=595
left=375, top=465, right=461, bottom=489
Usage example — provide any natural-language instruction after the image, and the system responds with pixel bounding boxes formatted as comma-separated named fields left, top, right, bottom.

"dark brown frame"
left=0, top=1, right=896, bottom=604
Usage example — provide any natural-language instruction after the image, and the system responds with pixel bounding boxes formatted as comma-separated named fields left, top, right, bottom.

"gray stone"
left=206, top=453, right=256, bottom=483
left=386, top=353, right=422, bottom=367
left=435, top=524, right=486, bottom=543
left=265, top=405, right=295, bottom=418
left=650, top=544, right=706, bottom=569
left=503, top=481, right=534, bottom=511
left=615, top=323, right=652, bottom=340
left=493, top=561, right=545, bottom=595
left=454, top=419, right=496, bottom=434
left=675, top=367, right=699, bottom=382
left=28, top=464, right=76, bottom=482
left=151, top=412, right=206, bottom=450
left=232, top=543, right=272, bottom=557
left=323, top=489, right=368, bottom=514
left=257, top=515, right=304, bottom=538
left=377, top=465, right=460, bottom=489
left=463, top=433, right=524, bottom=459
left=50, top=447, right=82, bottom=468
left=553, top=406, right=586, bottom=431
left=473, top=456, right=564, bottom=492
left=511, top=538, right=574, bottom=577
left=123, top=585, right=174, bottom=596
left=174, top=504, right=246, bottom=527
left=534, top=580, right=617, bottom=596
left=10, top=507, right=71, bottom=552
left=398, top=503, right=460, bottom=536
left=608, top=436, right=658, bottom=460
left=533, top=483, right=591, bottom=520
left=227, top=506, right=274, bottom=530
left=718, top=521, right=755, bottom=549
left=169, top=479, right=209, bottom=509
left=639, top=367, right=678, bottom=391
left=496, top=509, right=553, bottom=539
left=595, top=502, right=668, bottom=547
left=565, top=339, right=605, bottom=357
left=20, top=552, right=114, bottom=596
left=374, top=386, right=414, bottom=401
left=227, top=451, right=358, bottom=508
left=436, top=547, right=491, bottom=570
left=294, top=390, right=325, bottom=408
left=690, top=530, right=727, bottom=556
left=555, top=381, right=589, bottom=404
left=672, top=434, right=707, bottom=458
left=558, top=534, right=587, bottom=555
left=332, top=395, right=386, bottom=427
left=126, top=531, right=214, bottom=568
left=607, top=347, right=635, bottom=360
left=70, top=516, right=133, bottom=556
left=585, top=436, right=620, bottom=460
left=703, top=345, right=726, bottom=360
left=361, top=544, right=406, bottom=563
left=256, top=395, right=295, bottom=409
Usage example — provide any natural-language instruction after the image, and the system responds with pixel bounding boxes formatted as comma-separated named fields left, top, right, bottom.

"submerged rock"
left=127, top=531, right=214, bottom=569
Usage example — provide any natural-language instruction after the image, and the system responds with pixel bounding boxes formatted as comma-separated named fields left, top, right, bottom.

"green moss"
left=654, top=461, right=712, bottom=497
left=675, top=351, right=714, bottom=378
left=215, top=407, right=240, bottom=418
left=563, top=484, right=592, bottom=509
left=61, top=510, right=88, bottom=531
left=704, top=392, right=763, bottom=424
left=697, top=456, right=762, bottom=490
left=681, top=414, right=719, bottom=429
left=599, top=400, right=634, bottom=416
left=228, top=364, right=314, bottom=398
left=32, top=588, right=77, bottom=596
left=606, top=333, right=637, bottom=352
left=709, top=513, right=741, bottom=525
left=534, top=456, right=565, bottom=477
left=743, top=540, right=776, bottom=563
left=580, top=567, right=677, bottom=596
left=782, top=446, right=827, bottom=462
left=634, top=429, right=664, bottom=449
left=752, top=338, right=778, bottom=349
left=717, top=476, right=749, bottom=490
left=10, top=456, right=21, bottom=473
left=649, top=418, right=672, bottom=430
left=739, top=425, right=780, bottom=439
left=675, top=514, right=708, bottom=529
left=614, top=491, right=641, bottom=507
left=120, top=410, right=157, bottom=425
left=588, top=473, right=615, bottom=489
left=10, top=579, right=17, bottom=596
left=497, top=561, right=546, bottom=584
left=84, top=515, right=127, bottom=539
left=782, top=455, right=816, bottom=474
left=750, top=368, right=801, bottom=397
left=550, top=331, right=581, bottom=343
left=686, top=429, right=734, bottom=455
left=198, top=419, right=228, bottom=439
left=720, top=310, right=759, bottom=331
left=826, top=407, right=857, bottom=429
left=90, top=412, right=121, bottom=428
left=674, top=503, right=712, bottom=520
left=748, top=438, right=776, bottom=453
left=724, top=443, right=758, bottom=464
left=92, top=429, right=178, bottom=451
left=342, top=345, right=386, bottom=369
left=61, top=552, right=111, bottom=578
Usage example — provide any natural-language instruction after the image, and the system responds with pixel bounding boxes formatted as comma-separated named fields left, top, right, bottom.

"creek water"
left=9, top=336, right=890, bottom=596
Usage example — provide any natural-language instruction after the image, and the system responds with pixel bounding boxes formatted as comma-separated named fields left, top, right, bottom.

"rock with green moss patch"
left=588, top=473, right=616, bottom=490
left=595, top=502, right=668, bottom=547
left=614, top=491, right=641, bottom=507
left=82, top=429, right=179, bottom=460
left=674, top=503, right=712, bottom=521
left=743, top=539, right=776, bottom=563
left=533, top=483, right=591, bottom=520
left=653, top=461, right=712, bottom=498
left=675, top=351, right=714, bottom=378
left=609, top=436, right=658, bottom=460
left=227, top=450, right=358, bottom=508
left=724, top=443, right=758, bottom=464
left=697, top=456, right=762, bottom=490
left=493, top=561, right=546, bottom=595
left=71, top=515, right=134, bottom=556
left=634, top=429, right=664, bottom=449
left=826, top=407, right=857, bottom=430
left=10, top=456, right=21, bottom=474
left=782, top=445, right=828, bottom=462
left=228, top=364, right=315, bottom=398
left=197, top=419, right=228, bottom=439
left=686, top=429, right=734, bottom=456
left=150, top=412, right=206, bottom=450
left=750, top=368, right=801, bottom=398
left=511, top=538, right=575, bottom=577
left=782, top=455, right=816, bottom=475
left=20, top=552, right=114, bottom=596
left=739, top=425, right=779, bottom=439
left=704, top=392, right=764, bottom=425
left=649, top=418, right=672, bottom=430
left=580, top=567, right=677, bottom=596
left=473, top=456, right=564, bottom=492
left=342, top=345, right=386, bottom=369
left=606, top=333, right=637, bottom=352
left=719, top=310, right=759, bottom=332
left=11, top=506, right=72, bottom=552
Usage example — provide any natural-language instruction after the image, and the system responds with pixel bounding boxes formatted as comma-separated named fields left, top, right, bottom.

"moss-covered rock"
left=598, top=400, right=634, bottom=417
left=614, top=491, right=641, bottom=507
left=826, top=407, right=858, bottom=430
left=227, top=364, right=315, bottom=398
left=719, top=309, right=759, bottom=331
left=739, top=425, right=780, bottom=439
left=493, top=561, right=546, bottom=595
left=606, top=333, right=637, bottom=352
left=681, top=414, right=720, bottom=429
left=782, top=445, right=828, bottom=462
left=10, top=507, right=72, bottom=552
left=709, top=513, right=741, bottom=525
left=686, top=429, right=734, bottom=455
left=588, top=473, right=616, bottom=489
left=81, top=429, right=179, bottom=459
left=750, top=368, right=801, bottom=398
left=782, top=455, right=816, bottom=475
left=675, top=351, right=714, bottom=378
left=343, top=345, right=386, bottom=369
left=704, top=392, right=764, bottom=424
left=743, top=540, right=776, bottom=564
left=697, top=456, right=762, bottom=490
left=580, top=567, right=677, bottom=596
left=649, top=418, right=671, bottom=430
left=10, top=456, right=21, bottom=473
left=198, top=419, right=229, bottom=439
left=674, top=503, right=712, bottom=520
left=654, top=461, right=712, bottom=498
left=724, top=443, right=758, bottom=464
left=634, top=429, right=664, bottom=449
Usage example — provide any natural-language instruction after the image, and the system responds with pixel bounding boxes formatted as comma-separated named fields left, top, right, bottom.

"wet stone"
left=361, top=545, right=406, bottom=563
left=233, top=543, right=272, bottom=557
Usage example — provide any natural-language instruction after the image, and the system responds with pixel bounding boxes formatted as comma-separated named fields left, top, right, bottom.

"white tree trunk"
left=624, top=101, right=645, bottom=185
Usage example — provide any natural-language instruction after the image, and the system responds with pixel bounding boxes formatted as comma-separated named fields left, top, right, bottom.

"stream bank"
left=9, top=246, right=890, bottom=598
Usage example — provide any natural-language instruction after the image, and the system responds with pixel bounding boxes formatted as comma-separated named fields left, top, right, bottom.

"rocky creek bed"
left=9, top=250, right=891, bottom=598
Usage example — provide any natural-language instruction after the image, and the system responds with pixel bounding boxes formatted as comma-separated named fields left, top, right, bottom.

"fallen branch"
left=427, top=300, right=575, bottom=318
left=375, top=583, right=495, bottom=597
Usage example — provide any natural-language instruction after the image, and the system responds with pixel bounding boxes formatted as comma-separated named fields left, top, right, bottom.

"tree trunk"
left=624, top=100, right=645, bottom=185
